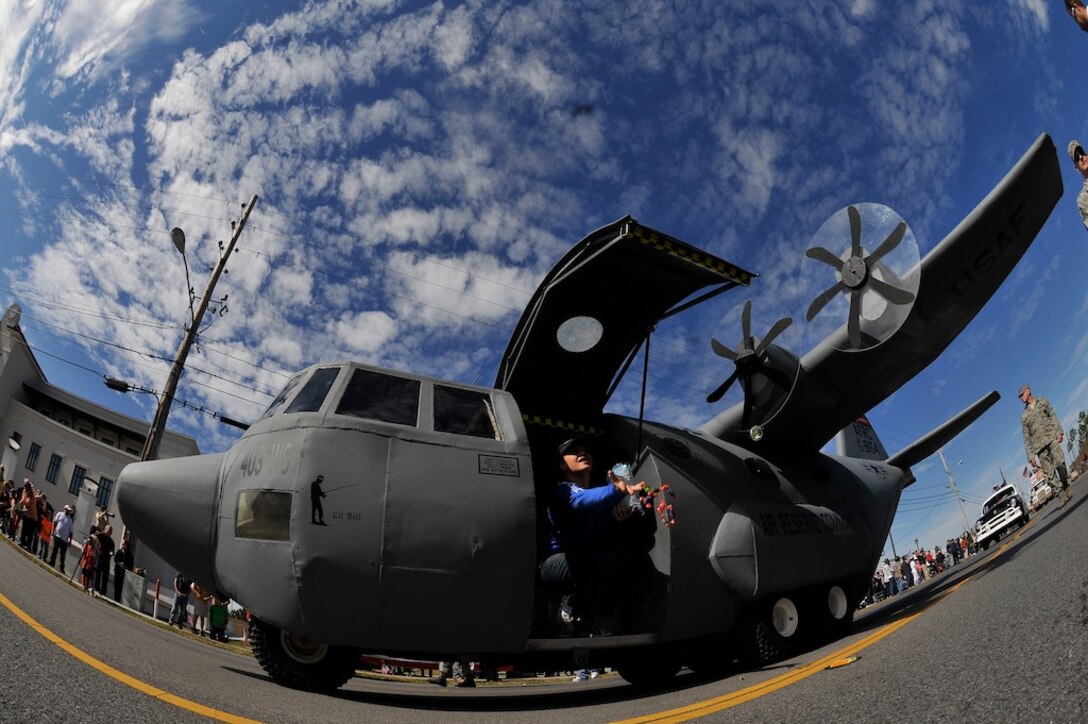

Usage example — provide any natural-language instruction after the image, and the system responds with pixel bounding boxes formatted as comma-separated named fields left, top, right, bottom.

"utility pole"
left=939, top=448, right=973, bottom=534
left=887, top=529, right=898, bottom=558
left=140, top=194, right=258, bottom=461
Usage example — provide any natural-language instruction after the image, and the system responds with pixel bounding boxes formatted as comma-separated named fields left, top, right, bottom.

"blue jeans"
left=169, top=594, right=189, bottom=626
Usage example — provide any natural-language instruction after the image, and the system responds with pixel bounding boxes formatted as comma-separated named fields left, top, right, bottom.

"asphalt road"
left=1, top=485, right=1085, bottom=724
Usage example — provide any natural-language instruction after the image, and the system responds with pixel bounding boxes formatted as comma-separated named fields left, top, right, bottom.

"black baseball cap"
left=557, top=435, right=595, bottom=456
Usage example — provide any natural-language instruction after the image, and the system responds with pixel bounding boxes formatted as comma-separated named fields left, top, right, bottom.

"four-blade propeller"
left=804, top=204, right=915, bottom=349
left=707, top=300, right=794, bottom=428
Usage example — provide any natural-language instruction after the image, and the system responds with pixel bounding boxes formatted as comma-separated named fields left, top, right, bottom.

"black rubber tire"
left=734, top=605, right=793, bottom=668
left=248, top=617, right=359, bottom=692
left=810, top=583, right=854, bottom=644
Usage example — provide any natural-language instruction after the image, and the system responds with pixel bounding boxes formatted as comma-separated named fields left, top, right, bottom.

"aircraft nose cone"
left=117, top=453, right=225, bottom=589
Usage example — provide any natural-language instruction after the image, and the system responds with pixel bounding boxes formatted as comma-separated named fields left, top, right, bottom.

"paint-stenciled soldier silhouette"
left=310, top=475, right=327, bottom=525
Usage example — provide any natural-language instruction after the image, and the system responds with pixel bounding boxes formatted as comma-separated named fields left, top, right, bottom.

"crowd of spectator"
left=863, top=532, right=977, bottom=607
left=1, top=467, right=135, bottom=604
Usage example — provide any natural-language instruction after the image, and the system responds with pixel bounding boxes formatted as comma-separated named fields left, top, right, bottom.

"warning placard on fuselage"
left=478, top=454, right=520, bottom=477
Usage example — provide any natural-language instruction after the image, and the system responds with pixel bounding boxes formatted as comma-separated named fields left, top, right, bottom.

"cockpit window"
left=334, top=368, right=420, bottom=426
left=235, top=490, right=291, bottom=541
left=259, top=372, right=306, bottom=421
left=285, top=367, right=340, bottom=414
left=434, top=385, right=500, bottom=440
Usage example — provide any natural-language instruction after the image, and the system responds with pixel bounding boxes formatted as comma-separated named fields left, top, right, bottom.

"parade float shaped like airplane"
left=118, top=133, right=1062, bottom=691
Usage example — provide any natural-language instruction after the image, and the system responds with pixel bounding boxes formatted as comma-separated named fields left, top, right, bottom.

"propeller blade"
left=741, top=376, right=754, bottom=429
left=706, top=370, right=739, bottom=404
left=710, top=337, right=738, bottom=361
left=805, top=280, right=847, bottom=321
left=848, top=205, right=862, bottom=258
left=741, top=300, right=752, bottom=344
left=805, top=246, right=844, bottom=270
left=868, top=277, right=915, bottom=305
left=848, top=288, right=862, bottom=348
left=755, top=316, right=793, bottom=357
left=865, top=221, right=906, bottom=265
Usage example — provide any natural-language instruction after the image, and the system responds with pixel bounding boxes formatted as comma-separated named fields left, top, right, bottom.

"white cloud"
left=0, top=1, right=1061, bottom=454
left=1007, top=252, right=1061, bottom=337
left=52, top=0, right=202, bottom=82
left=329, top=310, right=397, bottom=355
left=1014, top=0, right=1050, bottom=33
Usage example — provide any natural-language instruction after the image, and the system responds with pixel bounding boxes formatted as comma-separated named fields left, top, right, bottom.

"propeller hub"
left=841, top=256, right=868, bottom=289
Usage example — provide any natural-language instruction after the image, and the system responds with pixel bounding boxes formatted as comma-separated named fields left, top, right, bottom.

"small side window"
left=285, top=367, right=340, bottom=414
left=434, top=386, right=500, bottom=440
left=236, top=490, right=292, bottom=541
left=335, top=369, right=420, bottom=426
left=259, top=372, right=307, bottom=421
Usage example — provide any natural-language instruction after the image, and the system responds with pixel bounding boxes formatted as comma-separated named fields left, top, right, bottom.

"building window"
left=96, top=477, right=114, bottom=509
left=125, top=447, right=140, bottom=456
left=45, top=454, right=62, bottom=484
left=78, top=427, right=91, bottom=436
left=68, top=465, right=86, bottom=495
left=25, top=442, right=41, bottom=472
left=101, top=438, right=114, bottom=447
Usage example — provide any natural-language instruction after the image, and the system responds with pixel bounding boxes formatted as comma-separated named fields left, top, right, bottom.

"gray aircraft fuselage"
left=119, top=364, right=900, bottom=659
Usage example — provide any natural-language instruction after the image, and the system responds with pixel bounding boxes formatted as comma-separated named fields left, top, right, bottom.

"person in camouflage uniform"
left=1068, top=140, right=1088, bottom=232
left=1019, top=384, right=1073, bottom=506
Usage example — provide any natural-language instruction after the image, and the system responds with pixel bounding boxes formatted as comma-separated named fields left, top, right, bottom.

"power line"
left=0, top=174, right=237, bottom=206
left=6, top=286, right=292, bottom=384
left=18, top=315, right=278, bottom=399
left=1, top=286, right=179, bottom=331
left=1, top=328, right=252, bottom=423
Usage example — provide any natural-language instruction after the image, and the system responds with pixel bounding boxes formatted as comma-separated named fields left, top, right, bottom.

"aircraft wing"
left=701, top=133, right=1063, bottom=451
left=496, top=217, right=754, bottom=429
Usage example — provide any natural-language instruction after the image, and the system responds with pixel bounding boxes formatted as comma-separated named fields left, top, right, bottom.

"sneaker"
left=572, top=674, right=588, bottom=683
left=589, top=670, right=600, bottom=679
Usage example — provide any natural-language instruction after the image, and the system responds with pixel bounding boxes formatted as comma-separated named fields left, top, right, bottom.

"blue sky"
left=1, top=0, right=1085, bottom=555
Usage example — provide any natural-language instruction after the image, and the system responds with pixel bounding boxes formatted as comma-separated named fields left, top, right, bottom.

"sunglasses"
left=1076, top=148, right=1086, bottom=163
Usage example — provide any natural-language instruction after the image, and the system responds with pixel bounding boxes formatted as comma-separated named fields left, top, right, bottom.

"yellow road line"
left=0, top=591, right=261, bottom=724
left=617, top=519, right=1030, bottom=724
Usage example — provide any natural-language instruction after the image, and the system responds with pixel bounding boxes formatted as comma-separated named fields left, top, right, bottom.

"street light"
left=106, top=377, right=249, bottom=431
left=139, top=195, right=258, bottom=462
left=171, top=227, right=196, bottom=325
left=104, top=378, right=158, bottom=398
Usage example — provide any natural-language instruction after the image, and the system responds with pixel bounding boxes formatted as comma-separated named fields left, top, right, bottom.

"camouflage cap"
left=1069, top=140, right=1085, bottom=160
left=1018, top=384, right=1030, bottom=395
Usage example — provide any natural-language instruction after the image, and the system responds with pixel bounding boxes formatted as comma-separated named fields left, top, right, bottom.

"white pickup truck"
left=1029, top=470, right=1054, bottom=512
left=975, top=484, right=1028, bottom=551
